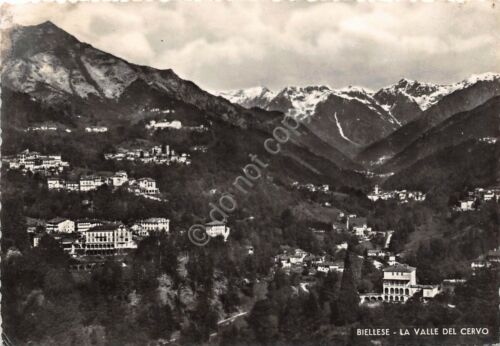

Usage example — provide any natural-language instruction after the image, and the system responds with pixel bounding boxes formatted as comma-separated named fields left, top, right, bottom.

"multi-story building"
left=47, top=177, right=65, bottom=190
left=46, top=217, right=75, bottom=233
left=381, top=264, right=418, bottom=303
left=76, top=219, right=105, bottom=233
left=136, top=178, right=160, bottom=195
left=79, top=175, right=106, bottom=192
left=360, top=264, right=441, bottom=304
left=205, top=220, right=230, bottom=241
left=111, top=171, right=128, bottom=187
left=133, top=218, right=170, bottom=235
left=84, top=223, right=135, bottom=255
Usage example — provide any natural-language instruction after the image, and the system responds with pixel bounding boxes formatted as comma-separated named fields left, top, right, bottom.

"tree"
left=335, top=250, right=359, bottom=325
left=248, top=299, right=279, bottom=345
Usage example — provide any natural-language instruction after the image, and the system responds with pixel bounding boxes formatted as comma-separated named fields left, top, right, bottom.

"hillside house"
left=367, top=249, right=389, bottom=258
left=76, top=219, right=105, bottom=233
left=360, top=264, right=440, bottom=304
left=111, top=171, right=128, bottom=187
left=132, top=218, right=170, bottom=236
left=347, top=216, right=372, bottom=237
left=46, top=218, right=75, bottom=233
left=47, top=177, right=65, bottom=190
left=317, top=261, right=344, bottom=273
left=79, top=175, right=106, bottom=192
left=84, top=223, right=135, bottom=255
left=487, top=249, right=500, bottom=263
left=137, top=178, right=160, bottom=195
left=85, top=126, right=108, bottom=133
left=205, top=220, right=230, bottom=242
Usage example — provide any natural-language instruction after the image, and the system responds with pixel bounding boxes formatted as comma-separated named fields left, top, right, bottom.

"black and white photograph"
left=0, top=1, right=499, bottom=345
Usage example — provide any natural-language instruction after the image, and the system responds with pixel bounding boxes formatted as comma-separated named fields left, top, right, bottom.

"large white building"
left=84, top=223, right=135, bottom=255
left=46, top=217, right=75, bottom=233
left=360, top=264, right=441, bottom=304
left=205, top=220, right=230, bottom=242
left=76, top=219, right=105, bottom=233
left=132, top=218, right=170, bottom=236
left=80, top=175, right=106, bottom=192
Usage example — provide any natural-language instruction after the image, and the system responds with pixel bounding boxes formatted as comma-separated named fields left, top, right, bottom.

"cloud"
left=6, top=1, right=499, bottom=91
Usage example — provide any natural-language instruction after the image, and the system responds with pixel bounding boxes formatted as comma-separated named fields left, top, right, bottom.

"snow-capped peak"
left=217, top=86, right=276, bottom=109
left=378, top=73, right=500, bottom=111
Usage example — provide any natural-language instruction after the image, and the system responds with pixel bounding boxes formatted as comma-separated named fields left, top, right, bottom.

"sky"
left=4, top=1, right=499, bottom=92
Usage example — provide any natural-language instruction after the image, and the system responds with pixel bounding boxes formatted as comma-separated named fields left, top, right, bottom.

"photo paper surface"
left=1, top=1, right=498, bottom=345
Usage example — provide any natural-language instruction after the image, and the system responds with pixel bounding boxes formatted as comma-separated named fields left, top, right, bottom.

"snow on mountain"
left=376, top=73, right=500, bottom=112
left=333, top=112, right=358, bottom=145
left=217, top=86, right=276, bottom=109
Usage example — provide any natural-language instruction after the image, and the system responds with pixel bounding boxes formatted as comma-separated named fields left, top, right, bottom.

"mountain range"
left=2, top=21, right=499, bottom=195
left=218, top=73, right=500, bottom=160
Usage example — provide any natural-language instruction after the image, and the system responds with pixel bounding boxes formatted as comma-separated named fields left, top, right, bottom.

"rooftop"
left=47, top=217, right=71, bottom=224
left=87, top=223, right=124, bottom=232
left=383, top=263, right=416, bottom=273
left=206, top=220, right=226, bottom=226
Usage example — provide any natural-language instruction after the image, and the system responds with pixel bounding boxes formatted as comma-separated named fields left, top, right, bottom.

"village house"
left=346, top=216, right=372, bottom=237
left=137, top=178, right=160, bottom=195
left=205, top=220, right=231, bottom=241
left=486, top=249, right=500, bottom=263
left=80, top=175, right=106, bottom=192
left=317, top=261, right=344, bottom=273
left=85, top=126, right=108, bottom=133
left=146, top=119, right=182, bottom=130
left=367, top=249, right=389, bottom=258
left=84, top=223, right=135, bottom=255
left=47, top=177, right=65, bottom=190
left=132, top=217, right=170, bottom=236
left=458, top=198, right=476, bottom=211
left=471, top=260, right=492, bottom=271
left=55, top=233, right=84, bottom=256
left=111, top=171, right=128, bottom=187
left=46, top=217, right=75, bottom=233
left=76, top=219, right=105, bottom=233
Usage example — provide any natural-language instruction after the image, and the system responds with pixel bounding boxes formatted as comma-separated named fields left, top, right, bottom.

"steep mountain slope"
left=383, top=139, right=498, bottom=194
left=357, top=73, right=500, bottom=167
left=1, top=21, right=368, bottom=190
left=2, top=21, right=364, bottom=171
left=379, top=96, right=500, bottom=173
left=1, top=21, right=257, bottom=129
left=220, top=85, right=400, bottom=158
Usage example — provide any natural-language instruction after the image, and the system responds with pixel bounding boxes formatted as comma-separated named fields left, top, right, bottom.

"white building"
left=459, top=199, right=475, bottom=211
left=46, top=218, right=75, bottom=234
left=136, top=178, right=160, bottom=195
left=47, top=177, right=65, bottom=190
left=85, top=126, right=108, bottom=133
left=84, top=223, right=135, bottom=255
left=133, top=218, right=170, bottom=235
left=111, top=171, right=128, bottom=187
left=146, top=120, right=182, bottom=130
left=80, top=175, right=106, bottom=192
left=360, top=264, right=441, bottom=304
left=205, top=220, right=230, bottom=241
left=76, top=219, right=104, bottom=233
